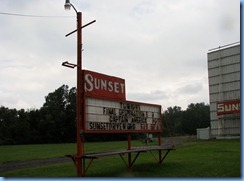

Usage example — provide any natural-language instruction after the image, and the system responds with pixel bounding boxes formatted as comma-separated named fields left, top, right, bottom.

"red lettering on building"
left=217, top=100, right=240, bottom=115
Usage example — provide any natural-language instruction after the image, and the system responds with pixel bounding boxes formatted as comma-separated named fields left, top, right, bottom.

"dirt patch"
left=0, top=157, right=71, bottom=173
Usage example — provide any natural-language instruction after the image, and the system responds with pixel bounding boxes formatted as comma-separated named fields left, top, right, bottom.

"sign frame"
left=84, top=96, right=162, bottom=134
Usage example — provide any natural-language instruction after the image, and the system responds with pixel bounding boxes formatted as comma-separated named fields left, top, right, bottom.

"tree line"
left=162, top=104, right=210, bottom=137
left=0, top=85, right=210, bottom=145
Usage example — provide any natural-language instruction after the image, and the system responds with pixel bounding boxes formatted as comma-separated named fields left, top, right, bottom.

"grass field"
left=0, top=138, right=241, bottom=177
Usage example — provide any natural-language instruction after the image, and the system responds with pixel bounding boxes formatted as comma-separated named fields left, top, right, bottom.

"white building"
left=207, top=42, right=240, bottom=139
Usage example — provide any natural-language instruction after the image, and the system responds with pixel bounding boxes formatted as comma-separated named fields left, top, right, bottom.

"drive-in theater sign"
left=83, top=70, right=162, bottom=133
left=62, top=4, right=171, bottom=177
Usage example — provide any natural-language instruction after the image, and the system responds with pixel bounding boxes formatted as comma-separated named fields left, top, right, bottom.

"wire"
left=0, top=12, right=74, bottom=18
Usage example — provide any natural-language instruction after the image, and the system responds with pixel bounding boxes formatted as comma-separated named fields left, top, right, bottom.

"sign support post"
left=76, top=11, right=83, bottom=177
left=63, top=0, right=96, bottom=177
left=127, top=133, right=132, bottom=167
left=158, top=132, right=162, bottom=161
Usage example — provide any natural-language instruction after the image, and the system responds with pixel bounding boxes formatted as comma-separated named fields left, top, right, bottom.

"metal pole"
left=127, top=133, right=132, bottom=167
left=65, top=20, right=96, bottom=37
left=64, top=2, right=95, bottom=176
left=76, top=12, right=83, bottom=177
left=158, top=132, right=162, bottom=162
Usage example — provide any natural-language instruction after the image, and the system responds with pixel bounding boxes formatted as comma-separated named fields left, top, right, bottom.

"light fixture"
left=64, top=0, right=71, bottom=10
left=62, top=61, right=77, bottom=68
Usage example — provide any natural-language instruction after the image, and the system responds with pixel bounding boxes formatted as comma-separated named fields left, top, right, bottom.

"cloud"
left=176, top=83, right=203, bottom=95
left=0, top=90, right=31, bottom=109
left=127, top=90, right=168, bottom=103
left=0, top=0, right=240, bottom=110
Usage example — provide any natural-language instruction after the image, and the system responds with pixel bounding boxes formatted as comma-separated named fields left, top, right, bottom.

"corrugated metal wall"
left=207, top=43, right=240, bottom=138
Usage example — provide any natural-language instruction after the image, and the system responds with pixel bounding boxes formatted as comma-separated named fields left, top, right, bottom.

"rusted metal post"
left=158, top=132, right=161, bottom=146
left=76, top=12, right=84, bottom=177
left=127, top=133, right=132, bottom=167
left=158, top=132, right=162, bottom=162
left=64, top=1, right=95, bottom=176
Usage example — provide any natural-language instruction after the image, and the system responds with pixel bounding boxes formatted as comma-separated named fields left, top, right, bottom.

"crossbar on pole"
left=66, top=20, right=96, bottom=37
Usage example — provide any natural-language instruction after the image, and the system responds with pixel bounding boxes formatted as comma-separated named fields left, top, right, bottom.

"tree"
left=162, top=103, right=210, bottom=136
left=0, top=84, right=210, bottom=145
left=0, top=106, right=18, bottom=144
left=26, top=109, right=42, bottom=143
left=162, top=106, right=183, bottom=136
left=62, top=87, right=76, bottom=142
left=39, top=85, right=76, bottom=143
left=182, top=103, right=210, bottom=135
left=0, top=107, right=32, bottom=144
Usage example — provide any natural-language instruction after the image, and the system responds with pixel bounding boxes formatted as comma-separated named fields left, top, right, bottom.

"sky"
left=0, top=0, right=240, bottom=111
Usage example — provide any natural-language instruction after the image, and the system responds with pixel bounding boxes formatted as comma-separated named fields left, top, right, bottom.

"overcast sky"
left=0, top=0, right=240, bottom=111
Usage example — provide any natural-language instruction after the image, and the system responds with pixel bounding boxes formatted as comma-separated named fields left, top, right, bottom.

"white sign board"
left=85, top=97, right=161, bottom=133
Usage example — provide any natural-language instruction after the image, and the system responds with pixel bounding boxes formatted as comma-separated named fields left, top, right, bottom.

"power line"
left=0, top=12, right=74, bottom=18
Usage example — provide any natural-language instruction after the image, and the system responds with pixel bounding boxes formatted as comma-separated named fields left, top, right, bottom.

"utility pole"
left=63, top=0, right=95, bottom=176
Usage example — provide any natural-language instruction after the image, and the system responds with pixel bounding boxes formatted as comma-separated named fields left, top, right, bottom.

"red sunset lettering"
left=83, top=70, right=126, bottom=101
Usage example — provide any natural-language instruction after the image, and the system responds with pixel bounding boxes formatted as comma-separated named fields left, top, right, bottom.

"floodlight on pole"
left=63, top=0, right=95, bottom=177
left=64, top=0, right=71, bottom=10
left=64, top=0, right=77, bottom=13
left=63, top=0, right=83, bottom=177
